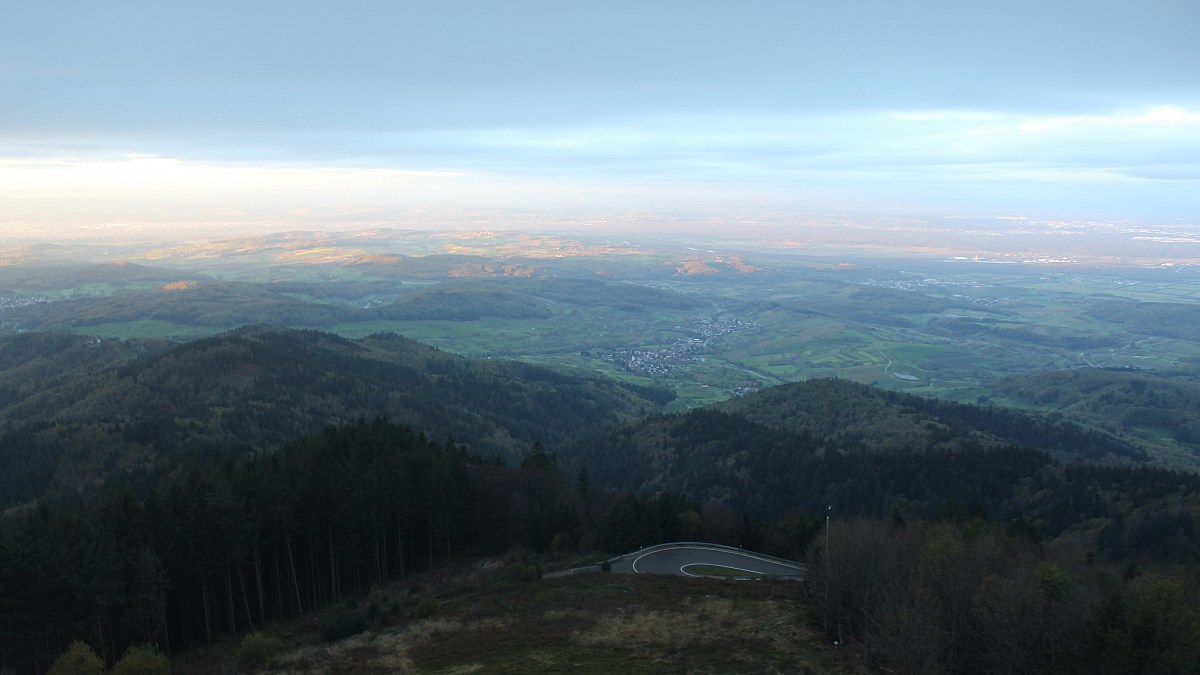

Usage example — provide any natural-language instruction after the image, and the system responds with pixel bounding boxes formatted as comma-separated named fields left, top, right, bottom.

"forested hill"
left=573, top=379, right=1152, bottom=510
left=994, top=367, right=1200, bottom=471
left=0, top=332, right=172, bottom=410
left=715, top=378, right=1149, bottom=464
left=572, top=383, right=1200, bottom=565
left=574, top=377, right=1165, bottom=523
left=0, top=327, right=671, bottom=509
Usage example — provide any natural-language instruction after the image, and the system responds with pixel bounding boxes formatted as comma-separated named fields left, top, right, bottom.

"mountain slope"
left=994, top=367, right=1200, bottom=471
left=716, top=378, right=1149, bottom=465
left=0, top=332, right=170, bottom=409
left=571, top=379, right=1200, bottom=568
left=572, top=379, right=1156, bottom=517
left=0, top=327, right=671, bottom=508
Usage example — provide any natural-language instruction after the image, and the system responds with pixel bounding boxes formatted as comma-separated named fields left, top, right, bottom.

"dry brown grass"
left=186, top=564, right=846, bottom=674
left=576, top=596, right=777, bottom=647
left=405, top=575, right=842, bottom=674
left=572, top=596, right=810, bottom=671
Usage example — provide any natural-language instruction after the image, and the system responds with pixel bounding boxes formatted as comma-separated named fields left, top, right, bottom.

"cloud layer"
left=2, top=0, right=1197, bottom=229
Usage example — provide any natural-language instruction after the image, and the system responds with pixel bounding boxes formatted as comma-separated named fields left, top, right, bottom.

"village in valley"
left=594, top=316, right=759, bottom=378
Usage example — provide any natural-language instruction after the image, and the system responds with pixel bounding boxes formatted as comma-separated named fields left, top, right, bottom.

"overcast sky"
left=1, top=0, right=1198, bottom=237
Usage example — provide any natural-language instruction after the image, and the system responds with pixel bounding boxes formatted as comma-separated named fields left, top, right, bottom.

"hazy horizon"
left=2, top=1, right=1198, bottom=240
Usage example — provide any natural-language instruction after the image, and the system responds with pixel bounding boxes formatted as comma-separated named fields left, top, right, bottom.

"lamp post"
left=824, top=503, right=831, bottom=637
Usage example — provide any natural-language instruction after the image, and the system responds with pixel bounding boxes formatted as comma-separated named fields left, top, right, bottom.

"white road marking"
left=629, top=544, right=803, bottom=576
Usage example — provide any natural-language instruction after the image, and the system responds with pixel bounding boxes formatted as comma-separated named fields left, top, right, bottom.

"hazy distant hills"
left=0, top=327, right=671, bottom=509
left=0, top=273, right=705, bottom=334
left=349, top=253, right=560, bottom=279
left=375, top=279, right=702, bottom=321
left=770, top=284, right=960, bottom=327
left=5, top=282, right=357, bottom=331
left=0, top=262, right=209, bottom=294
left=376, top=283, right=552, bottom=320
left=493, top=277, right=704, bottom=310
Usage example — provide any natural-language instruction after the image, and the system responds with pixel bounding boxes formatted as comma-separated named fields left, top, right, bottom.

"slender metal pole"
left=824, top=503, right=831, bottom=636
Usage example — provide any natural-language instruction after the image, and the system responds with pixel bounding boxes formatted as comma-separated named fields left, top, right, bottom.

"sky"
left=1, top=0, right=1198, bottom=239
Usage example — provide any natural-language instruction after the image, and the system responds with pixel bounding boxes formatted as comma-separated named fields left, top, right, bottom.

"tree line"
left=578, top=406, right=1200, bottom=565
left=0, top=418, right=729, bottom=674
left=808, top=516, right=1200, bottom=673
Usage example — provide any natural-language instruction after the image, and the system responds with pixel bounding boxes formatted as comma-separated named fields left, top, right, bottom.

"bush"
left=415, top=597, right=440, bottom=618
left=113, top=644, right=171, bottom=675
left=47, top=641, right=104, bottom=675
left=237, top=632, right=284, bottom=668
left=503, top=560, right=542, bottom=582
left=366, top=585, right=393, bottom=625
left=320, top=611, right=369, bottom=642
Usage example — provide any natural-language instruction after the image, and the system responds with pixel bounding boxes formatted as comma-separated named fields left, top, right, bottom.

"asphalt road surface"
left=609, top=543, right=804, bottom=578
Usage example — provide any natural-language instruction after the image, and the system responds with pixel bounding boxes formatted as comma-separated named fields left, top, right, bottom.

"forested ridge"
left=577, top=405, right=1200, bottom=564
left=995, top=366, right=1200, bottom=454
left=716, top=378, right=1148, bottom=463
left=0, top=333, right=171, bottom=410
left=3, top=331, right=1200, bottom=672
left=0, top=327, right=670, bottom=510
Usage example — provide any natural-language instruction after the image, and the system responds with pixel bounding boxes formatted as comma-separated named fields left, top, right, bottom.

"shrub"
left=503, top=560, right=542, bottom=582
left=366, top=585, right=392, bottom=625
left=237, top=632, right=284, bottom=668
left=320, top=611, right=369, bottom=642
left=47, top=641, right=104, bottom=675
left=416, top=596, right=440, bottom=618
left=550, top=533, right=575, bottom=556
left=113, top=644, right=171, bottom=675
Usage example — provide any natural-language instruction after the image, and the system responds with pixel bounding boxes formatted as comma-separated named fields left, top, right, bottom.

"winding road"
left=608, top=543, right=805, bottom=579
